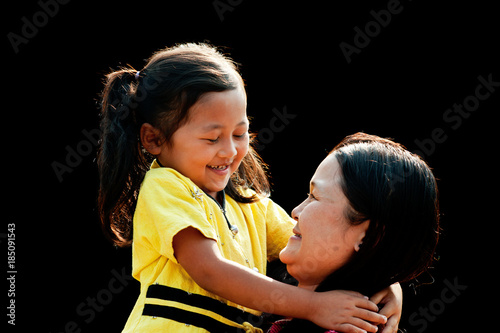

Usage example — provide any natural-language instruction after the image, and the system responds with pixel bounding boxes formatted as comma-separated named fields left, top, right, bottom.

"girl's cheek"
left=238, top=141, right=249, bottom=158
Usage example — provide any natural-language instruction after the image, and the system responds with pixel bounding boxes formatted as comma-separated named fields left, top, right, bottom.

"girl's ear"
left=140, top=123, right=163, bottom=155
left=354, top=220, right=370, bottom=252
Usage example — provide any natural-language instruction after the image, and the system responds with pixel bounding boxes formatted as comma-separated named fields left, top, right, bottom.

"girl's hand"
left=308, top=290, right=387, bottom=333
left=370, top=283, right=403, bottom=333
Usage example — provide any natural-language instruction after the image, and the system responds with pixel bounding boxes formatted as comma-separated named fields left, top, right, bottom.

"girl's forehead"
left=186, top=89, right=248, bottom=126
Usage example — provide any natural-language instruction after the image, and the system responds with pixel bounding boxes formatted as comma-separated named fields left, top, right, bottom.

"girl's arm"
left=173, top=227, right=387, bottom=333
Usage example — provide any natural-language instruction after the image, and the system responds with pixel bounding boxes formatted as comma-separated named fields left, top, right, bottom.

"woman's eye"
left=307, top=192, right=316, bottom=200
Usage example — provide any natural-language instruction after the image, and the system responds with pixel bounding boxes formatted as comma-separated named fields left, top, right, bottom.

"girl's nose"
left=218, top=138, right=237, bottom=158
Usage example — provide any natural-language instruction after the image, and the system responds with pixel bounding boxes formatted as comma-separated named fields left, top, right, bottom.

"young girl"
left=97, top=43, right=400, bottom=333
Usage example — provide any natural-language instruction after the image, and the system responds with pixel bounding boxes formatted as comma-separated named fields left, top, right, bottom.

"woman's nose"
left=291, top=202, right=304, bottom=222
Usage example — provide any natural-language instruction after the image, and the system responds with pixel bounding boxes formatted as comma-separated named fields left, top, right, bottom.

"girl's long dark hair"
left=97, top=43, right=269, bottom=247
left=281, top=133, right=440, bottom=333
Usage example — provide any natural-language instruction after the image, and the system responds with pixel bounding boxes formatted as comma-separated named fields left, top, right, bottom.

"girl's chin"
left=207, top=175, right=231, bottom=189
left=202, top=184, right=228, bottom=198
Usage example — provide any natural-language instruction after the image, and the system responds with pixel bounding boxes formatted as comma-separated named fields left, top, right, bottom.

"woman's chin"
left=279, top=243, right=299, bottom=266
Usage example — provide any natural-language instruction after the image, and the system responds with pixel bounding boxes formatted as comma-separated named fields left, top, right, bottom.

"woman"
left=273, top=133, right=440, bottom=333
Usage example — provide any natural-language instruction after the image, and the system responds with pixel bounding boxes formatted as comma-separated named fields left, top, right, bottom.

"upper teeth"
left=209, top=165, right=227, bottom=170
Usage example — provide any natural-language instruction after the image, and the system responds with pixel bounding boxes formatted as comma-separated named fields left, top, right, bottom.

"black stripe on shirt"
left=144, top=284, right=262, bottom=328
left=143, top=304, right=242, bottom=332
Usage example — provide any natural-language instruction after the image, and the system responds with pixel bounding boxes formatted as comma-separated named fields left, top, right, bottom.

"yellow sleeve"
left=262, top=198, right=295, bottom=262
left=134, top=169, right=217, bottom=264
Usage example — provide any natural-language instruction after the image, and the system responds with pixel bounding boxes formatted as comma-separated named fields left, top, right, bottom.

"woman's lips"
left=291, top=228, right=302, bottom=240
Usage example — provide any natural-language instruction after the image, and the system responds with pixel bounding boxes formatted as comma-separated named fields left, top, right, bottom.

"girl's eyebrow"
left=201, top=120, right=248, bottom=132
left=202, top=123, right=223, bottom=131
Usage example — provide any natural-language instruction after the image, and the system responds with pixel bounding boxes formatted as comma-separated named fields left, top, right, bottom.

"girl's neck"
left=206, top=190, right=226, bottom=208
left=215, top=191, right=225, bottom=206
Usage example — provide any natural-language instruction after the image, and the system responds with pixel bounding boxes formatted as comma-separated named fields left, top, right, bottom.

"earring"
left=355, top=242, right=363, bottom=252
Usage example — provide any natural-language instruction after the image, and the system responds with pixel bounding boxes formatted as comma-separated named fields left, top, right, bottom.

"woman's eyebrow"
left=310, top=180, right=325, bottom=195
left=310, top=181, right=317, bottom=192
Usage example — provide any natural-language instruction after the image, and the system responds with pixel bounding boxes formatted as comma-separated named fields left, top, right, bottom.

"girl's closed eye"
left=206, top=137, right=220, bottom=143
left=234, top=131, right=248, bottom=139
left=205, top=132, right=247, bottom=143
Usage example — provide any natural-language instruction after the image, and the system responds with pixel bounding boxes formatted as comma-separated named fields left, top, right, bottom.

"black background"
left=4, top=0, right=498, bottom=332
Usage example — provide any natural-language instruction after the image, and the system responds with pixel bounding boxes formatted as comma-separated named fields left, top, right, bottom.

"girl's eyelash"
left=234, top=132, right=248, bottom=138
left=206, top=132, right=248, bottom=143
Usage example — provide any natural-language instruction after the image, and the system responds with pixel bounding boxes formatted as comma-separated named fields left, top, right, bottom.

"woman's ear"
left=140, top=123, right=163, bottom=155
left=354, top=220, right=370, bottom=252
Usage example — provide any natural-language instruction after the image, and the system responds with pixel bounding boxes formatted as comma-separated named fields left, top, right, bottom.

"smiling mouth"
left=208, top=164, right=230, bottom=171
left=292, top=228, right=302, bottom=238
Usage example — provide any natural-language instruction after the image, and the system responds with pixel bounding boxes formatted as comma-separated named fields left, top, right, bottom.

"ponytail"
left=97, top=67, right=151, bottom=247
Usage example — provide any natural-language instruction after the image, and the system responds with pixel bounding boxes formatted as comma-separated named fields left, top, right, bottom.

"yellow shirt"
left=122, top=161, right=294, bottom=332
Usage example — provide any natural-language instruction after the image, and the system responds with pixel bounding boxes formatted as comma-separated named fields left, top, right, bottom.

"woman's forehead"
left=310, top=155, right=344, bottom=197
left=312, top=155, right=341, bottom=183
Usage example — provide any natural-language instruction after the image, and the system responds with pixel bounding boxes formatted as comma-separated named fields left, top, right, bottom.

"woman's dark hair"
left=282, top=133, right=440, bottom=332
left=97, top=43, right=269, bottom=247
